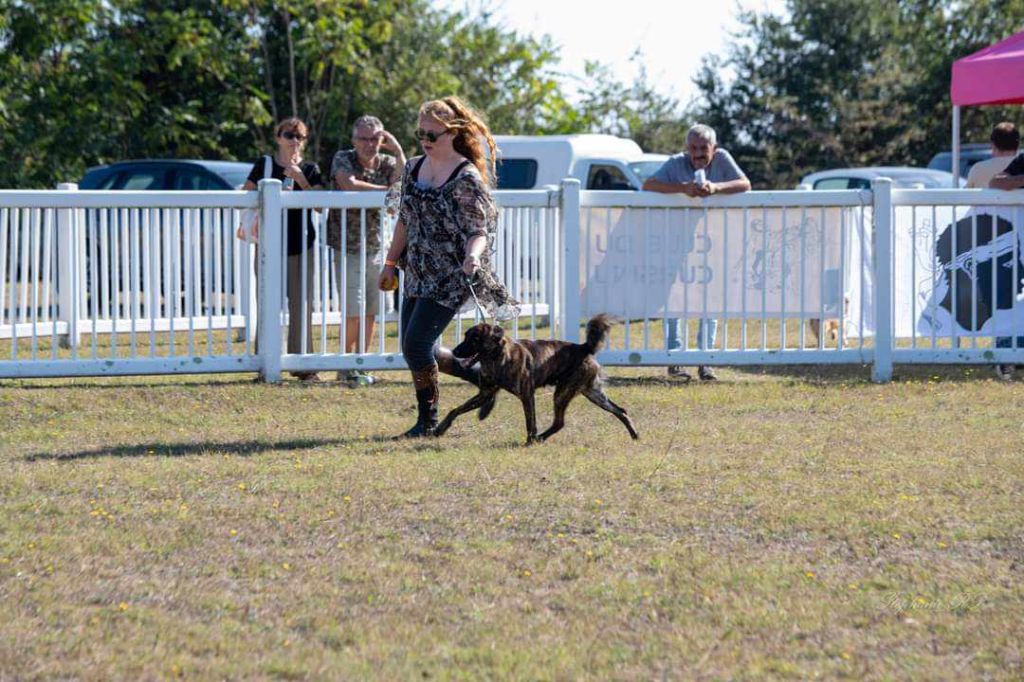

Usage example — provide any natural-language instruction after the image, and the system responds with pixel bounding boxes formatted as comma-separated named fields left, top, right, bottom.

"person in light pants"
left=642, top=123, right=751, bottom=382
left=328, top=115, right=406, bottom=386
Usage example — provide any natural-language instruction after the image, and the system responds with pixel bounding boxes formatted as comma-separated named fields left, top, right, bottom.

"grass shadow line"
left=24, top=436, right=388, bottom=462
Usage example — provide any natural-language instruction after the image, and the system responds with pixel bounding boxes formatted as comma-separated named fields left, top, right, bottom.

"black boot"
left=435, top=347, right=496, bottom=420
left=399, top=366, right=439, bottom=438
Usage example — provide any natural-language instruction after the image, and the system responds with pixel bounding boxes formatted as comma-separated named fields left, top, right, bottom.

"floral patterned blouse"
left=327, top=149, right=398, bottom=254
left=398, top=156, right=516, bottom=314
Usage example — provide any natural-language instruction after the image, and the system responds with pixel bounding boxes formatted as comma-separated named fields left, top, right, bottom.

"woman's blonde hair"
left=419, top=96, right=497, bottom=186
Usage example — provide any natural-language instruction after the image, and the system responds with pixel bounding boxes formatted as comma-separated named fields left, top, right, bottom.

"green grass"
left=2, top=363, right=1024, bottom=680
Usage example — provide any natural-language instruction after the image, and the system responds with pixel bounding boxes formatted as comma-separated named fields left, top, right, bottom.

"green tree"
left=693, top=0, right=1024, bottom=188
left=0, top=0, right=580, bottom=188
left=558, top=55, right=693, bottom=154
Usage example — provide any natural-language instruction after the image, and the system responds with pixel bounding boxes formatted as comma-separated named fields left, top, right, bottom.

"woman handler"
left=379, top=97, right=515, bottom=437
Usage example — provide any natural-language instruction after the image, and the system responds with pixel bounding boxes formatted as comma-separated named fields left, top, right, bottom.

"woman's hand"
left=462, top=253, right=481, bottom=277
left=284, top=163, right=308, bottom=188
left=378, top=265, right=399, bottom=291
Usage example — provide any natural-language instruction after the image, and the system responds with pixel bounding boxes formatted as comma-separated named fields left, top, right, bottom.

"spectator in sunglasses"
left=378, top=97, right=516, bottom=438
left=327, top=115, right=407, bottom=387
left=243, top=117, right=324, bottom=382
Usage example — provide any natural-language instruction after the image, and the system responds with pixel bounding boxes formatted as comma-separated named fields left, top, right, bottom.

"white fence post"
left=55, top=182, right=82, bottom=350
left=871, top=178, right=893, bottom=383
left=559, top=178, right=582, bottom=342
left=257, top=179, right=284, bottom=382
left=244, top=244, right=257, bottom=343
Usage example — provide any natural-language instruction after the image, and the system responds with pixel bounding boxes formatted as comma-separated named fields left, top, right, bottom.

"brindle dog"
left=433, top=314, right=639, bottom=444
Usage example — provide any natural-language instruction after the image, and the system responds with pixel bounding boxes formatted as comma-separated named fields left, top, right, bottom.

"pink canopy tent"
left=949, top=30, right=1024, bottom=186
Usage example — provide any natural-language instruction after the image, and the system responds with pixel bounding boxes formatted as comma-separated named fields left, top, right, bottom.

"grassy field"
left=2, top=360, right=1023, bottom=680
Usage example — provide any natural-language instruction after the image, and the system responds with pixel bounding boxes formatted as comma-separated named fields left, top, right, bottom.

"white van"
left=493, top=134, right=668, bottom=191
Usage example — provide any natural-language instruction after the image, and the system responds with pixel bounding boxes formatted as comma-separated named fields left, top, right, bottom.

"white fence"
left=2, top=179, right=1024, bottom=382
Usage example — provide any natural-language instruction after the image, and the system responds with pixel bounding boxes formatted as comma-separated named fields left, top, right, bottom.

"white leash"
left=464, top=273, right=492, bottom=322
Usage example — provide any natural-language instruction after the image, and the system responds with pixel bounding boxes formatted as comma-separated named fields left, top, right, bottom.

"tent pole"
left=952, top=105, right=961, bottom=187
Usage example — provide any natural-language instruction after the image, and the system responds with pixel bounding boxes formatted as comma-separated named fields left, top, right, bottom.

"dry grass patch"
left=1, top=364, right=1023, bottom=679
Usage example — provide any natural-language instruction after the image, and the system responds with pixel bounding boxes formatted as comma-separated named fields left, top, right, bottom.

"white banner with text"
left=580, top=206, right=864, bottom=322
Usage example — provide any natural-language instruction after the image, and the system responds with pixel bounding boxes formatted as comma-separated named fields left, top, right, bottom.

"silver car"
left=797, top=166, right=963, bottom=190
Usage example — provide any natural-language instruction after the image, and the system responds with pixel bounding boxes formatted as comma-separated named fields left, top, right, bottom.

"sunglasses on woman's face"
left=414, top=128, right=449, bottom=143
left=281, top=131, right=307, bottom=142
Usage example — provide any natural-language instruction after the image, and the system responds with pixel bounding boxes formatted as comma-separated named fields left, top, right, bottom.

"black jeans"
left=400, top=297, right=458, bottom=371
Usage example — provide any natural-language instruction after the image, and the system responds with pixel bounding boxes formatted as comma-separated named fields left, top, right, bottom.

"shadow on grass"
left=604, top=375, right=681, bottom=388
left=7, top=377, right=257, bottom=391
left=22, top=434, right=450, bottom=462
left=727, top=363, right=996, bottom=385
left=4, top=373, right=418, bottom=391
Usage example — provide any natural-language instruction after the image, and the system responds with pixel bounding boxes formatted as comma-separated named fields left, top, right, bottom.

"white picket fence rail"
left=2, top=179, right=1024, bottom=382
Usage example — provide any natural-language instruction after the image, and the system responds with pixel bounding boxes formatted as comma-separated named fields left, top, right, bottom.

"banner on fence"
left=892, top=205, right=1024, bottom=338
left=580, top=206, right=860, bottom=319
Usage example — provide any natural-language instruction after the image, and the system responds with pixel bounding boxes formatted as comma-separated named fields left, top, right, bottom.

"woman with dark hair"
left=243, top=117, right=324, bottom=381
left=379, top=96, right=516, bottom=437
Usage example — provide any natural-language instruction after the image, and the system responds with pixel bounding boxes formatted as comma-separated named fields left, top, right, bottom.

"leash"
left=464, top=272, right=492, bottom=322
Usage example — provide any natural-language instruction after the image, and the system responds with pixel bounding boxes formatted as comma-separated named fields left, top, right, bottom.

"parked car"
left=797, top=166, right=963, bottom=190
left=926, top=143, right=992, bottom=179
left=493, top=135, right=668, bottom=191
left=78, top=160, right=253, bottom=190
left=75, top=160, right=256, bottom=316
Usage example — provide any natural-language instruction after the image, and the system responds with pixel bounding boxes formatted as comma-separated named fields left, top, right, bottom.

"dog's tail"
left=584, top=314, right=613, bottom=355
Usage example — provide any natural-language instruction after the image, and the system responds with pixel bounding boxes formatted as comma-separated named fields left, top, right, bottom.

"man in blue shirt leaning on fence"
left=642, top=124, right=752, bottom=382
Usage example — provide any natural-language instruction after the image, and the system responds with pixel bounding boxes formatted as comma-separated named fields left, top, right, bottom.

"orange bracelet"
left=384, top=259, right=398, bottom=267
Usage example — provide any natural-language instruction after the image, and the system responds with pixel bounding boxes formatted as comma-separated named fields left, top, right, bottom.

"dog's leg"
left=584, top=385, right=639, bottom=440
left=434, top=388, right=499, bottom=437
left=520, top=383, right=538, bottom=445
left=538, top=383, right=578, bottom=441
left=435, top=347, right=497, bottom=420
left=809, top=317, right=821, bottom=344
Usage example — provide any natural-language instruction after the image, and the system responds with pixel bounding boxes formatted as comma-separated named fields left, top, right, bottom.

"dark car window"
left=94, top=173, right=121, bottom=190
left=79, top=169, right=121, bottom=190
left=587, top=164, right=633, bottom=190
left=813, top=178, right=849, bottom=190
left=116, top=170, right=166, bottom=190
left=495, top=159, right=538, bottom=190
left=219, top=169, right=251, bottom=189
left=172, top=168, right=219, bottom=190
